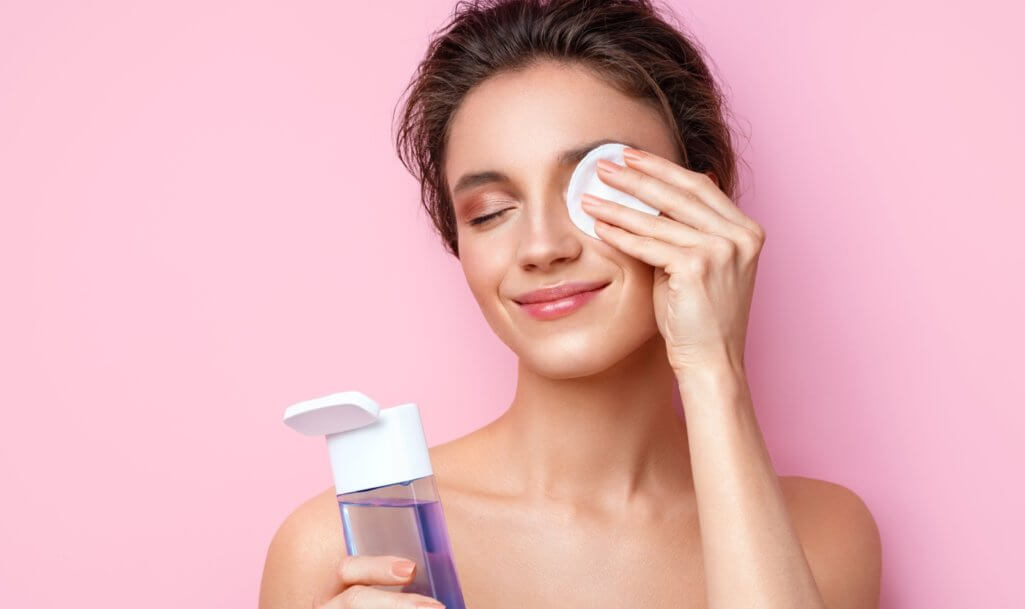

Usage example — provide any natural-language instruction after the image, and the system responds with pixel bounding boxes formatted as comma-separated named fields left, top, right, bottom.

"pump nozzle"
left=283, top=390, right=433, bottom=495
left=283, top=390, right=381, bottom=436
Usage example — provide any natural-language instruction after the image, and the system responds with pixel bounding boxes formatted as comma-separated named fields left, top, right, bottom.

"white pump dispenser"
left=284, top=391, right=432, bottom=495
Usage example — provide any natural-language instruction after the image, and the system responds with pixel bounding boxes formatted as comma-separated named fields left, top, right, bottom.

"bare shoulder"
left=426, top=429, right=495, bottom=494
left=258, top=485, right=343, bottom=609
left=780, top=475, right=883, bottom=609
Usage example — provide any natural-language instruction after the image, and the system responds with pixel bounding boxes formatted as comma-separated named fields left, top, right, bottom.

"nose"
left=515, top=192, right=585, bottom=272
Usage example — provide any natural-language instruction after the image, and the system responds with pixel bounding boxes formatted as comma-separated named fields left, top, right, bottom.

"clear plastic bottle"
left=284, top=391, right=466, bottom=609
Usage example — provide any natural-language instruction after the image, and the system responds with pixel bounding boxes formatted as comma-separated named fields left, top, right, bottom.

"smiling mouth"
left=514, top=282, right=610, bottom=320
left=513, top=280, right=612, bottom=305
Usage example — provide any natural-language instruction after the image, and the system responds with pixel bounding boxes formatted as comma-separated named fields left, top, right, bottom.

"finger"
left=595, top=157, right=738, bottom=240
left=338, top=554, right=419, bottom=588
left=621, top=147, right=762, bottom=234
left=581, top=193, right=709, bottom=249
left=593, top=218, right=693, bottom=270
left=322, top=584, right=445, bottom=609
left=597, top=158, right=760, bottom=254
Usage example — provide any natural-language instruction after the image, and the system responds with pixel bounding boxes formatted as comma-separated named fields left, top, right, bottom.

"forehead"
left=443, top=61, right=678, bottom=192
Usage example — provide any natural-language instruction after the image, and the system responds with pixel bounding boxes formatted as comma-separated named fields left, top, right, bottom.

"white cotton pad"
left=565, top=142, right=661, bottom=240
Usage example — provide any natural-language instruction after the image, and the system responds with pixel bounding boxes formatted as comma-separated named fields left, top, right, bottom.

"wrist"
left=674, top=351, right=750, bottom=404
left=673, top=343, right=745, bottom=381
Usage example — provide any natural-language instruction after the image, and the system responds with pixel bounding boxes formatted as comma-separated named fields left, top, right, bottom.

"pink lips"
left=513, top=280, right=610, bottom=321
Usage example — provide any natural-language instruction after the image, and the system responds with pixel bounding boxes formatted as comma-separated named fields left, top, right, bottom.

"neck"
left=485, top=334, right=694, bottom=511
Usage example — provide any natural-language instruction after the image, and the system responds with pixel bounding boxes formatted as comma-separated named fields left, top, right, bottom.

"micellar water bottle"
left=283, top=390, right=467, bottom=609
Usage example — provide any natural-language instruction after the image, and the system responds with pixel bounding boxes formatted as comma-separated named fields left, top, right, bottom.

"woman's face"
left=443, top=60, right=684, bottom=379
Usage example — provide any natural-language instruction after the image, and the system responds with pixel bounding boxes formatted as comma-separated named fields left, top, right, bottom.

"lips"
left=513, top=280, right=610, bottom=321
left=513, top=280, right=611, bottom=305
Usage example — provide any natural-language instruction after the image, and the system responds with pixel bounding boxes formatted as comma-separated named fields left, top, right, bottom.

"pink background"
left=2, top=1, right=1022, bottom=607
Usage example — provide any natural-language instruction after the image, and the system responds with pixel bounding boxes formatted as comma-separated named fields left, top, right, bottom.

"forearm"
left=679, top=358, right=826, bottom=609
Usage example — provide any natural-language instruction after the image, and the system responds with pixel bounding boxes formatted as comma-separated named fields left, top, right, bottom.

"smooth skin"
left=259, top=60, right=881, bottom=609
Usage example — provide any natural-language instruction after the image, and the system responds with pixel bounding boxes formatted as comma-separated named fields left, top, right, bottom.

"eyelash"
left=469, top=207, right=511, bottom=226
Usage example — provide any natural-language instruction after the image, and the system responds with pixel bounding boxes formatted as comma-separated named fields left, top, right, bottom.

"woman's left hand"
left=580, top=147, right=765, bottom=375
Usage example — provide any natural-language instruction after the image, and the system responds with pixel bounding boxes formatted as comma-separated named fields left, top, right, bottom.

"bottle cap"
left=283, top=391, right=433, bottom=495
left=565, top=142, right=661, bottom=239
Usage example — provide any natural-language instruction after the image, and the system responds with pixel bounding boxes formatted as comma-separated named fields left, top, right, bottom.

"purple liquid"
left=338, top=495, right=466, bottom=609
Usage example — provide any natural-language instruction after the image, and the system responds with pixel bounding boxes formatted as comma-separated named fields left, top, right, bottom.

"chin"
left=472, top=280, right=661, bottom=378
left=511, top=323, right=661, bottom=380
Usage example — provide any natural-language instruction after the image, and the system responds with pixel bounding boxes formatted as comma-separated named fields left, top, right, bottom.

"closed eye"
left=469, top=207, right=511, bottom=226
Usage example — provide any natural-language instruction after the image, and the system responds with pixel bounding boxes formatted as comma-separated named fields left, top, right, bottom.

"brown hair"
left=393, top=0, right=746, bottom=258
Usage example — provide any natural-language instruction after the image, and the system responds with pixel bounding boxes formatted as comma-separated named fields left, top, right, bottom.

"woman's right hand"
left=313, top=554, right=446, bottom=609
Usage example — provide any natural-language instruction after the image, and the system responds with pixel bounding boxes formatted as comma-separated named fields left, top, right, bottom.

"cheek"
left=458, top=241, right=509, bottom=306
left=597, top=241, right=655, bottom=298
left=618, top=258, right=657, bottom=316
left=624, top=257, right=655, bottom=290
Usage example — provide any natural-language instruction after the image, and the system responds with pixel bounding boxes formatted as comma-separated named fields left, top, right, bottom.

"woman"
left=259, top=1, right=882, bottom=607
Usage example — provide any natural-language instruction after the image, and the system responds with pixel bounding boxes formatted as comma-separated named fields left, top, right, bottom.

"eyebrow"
left=450, top=137, right=641, bottom=197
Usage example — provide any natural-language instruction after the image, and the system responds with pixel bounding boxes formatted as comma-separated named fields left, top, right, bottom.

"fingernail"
left=597, top=158, right=621, bottom=173
left=391, top=559, right=416, bottom=577
left=622, top=147, right=645, bottom=162
left=580, top=193, right=605, bottom=207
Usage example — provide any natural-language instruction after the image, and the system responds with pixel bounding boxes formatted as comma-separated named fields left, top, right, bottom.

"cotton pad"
left=565, top=142, right=661, bottom=240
